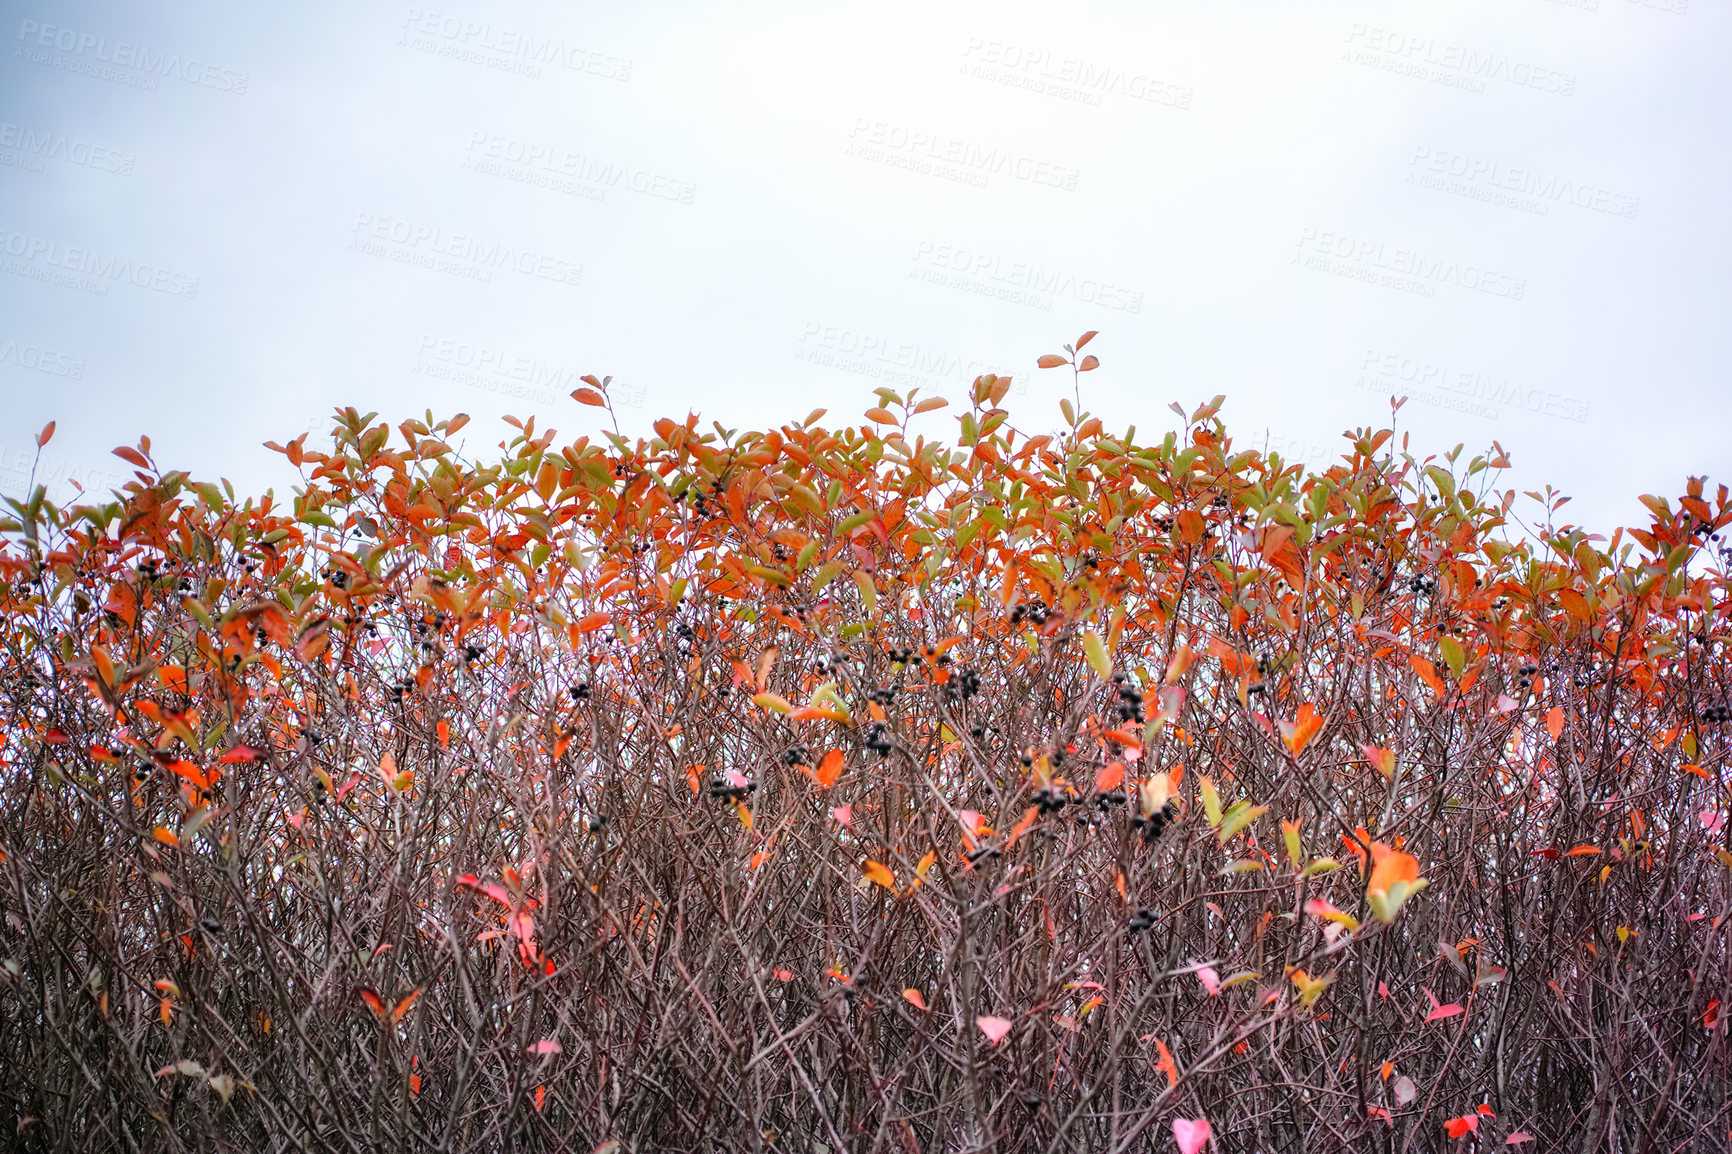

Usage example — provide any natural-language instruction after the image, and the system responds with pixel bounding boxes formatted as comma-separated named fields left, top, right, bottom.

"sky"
left=1, top=0, right=1727, bottom=540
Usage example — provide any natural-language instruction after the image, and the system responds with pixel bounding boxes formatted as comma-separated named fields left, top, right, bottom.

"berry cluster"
left=1131, top=799, right=1178, bottom=845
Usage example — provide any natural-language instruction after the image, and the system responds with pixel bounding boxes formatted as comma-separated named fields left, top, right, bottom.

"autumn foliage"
left=0, top=346, right=1729, bottom=1151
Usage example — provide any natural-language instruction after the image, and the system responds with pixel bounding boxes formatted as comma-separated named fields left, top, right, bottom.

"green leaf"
left=1217, top=800, right=1268, bottom=845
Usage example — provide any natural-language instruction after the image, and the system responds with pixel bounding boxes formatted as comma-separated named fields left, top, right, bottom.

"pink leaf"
left=830, top=803, right=853, bottom=827
left=1196, top=966, right=1220, bottom=997
left=1701, top=810, right=1726, bottom=834
left=1494, top=693, right=1520, bottom=714
left=527, top=1039, right=561, bottom=1055
left=1393, top=1075, right=1417, bottom=1105
left=1173, top=1117, right=1211, bottom=1154
left=976, top=1015, right=1012, bottom=1044
left=1420, top=991, right=1461, bottom=1018
left=1378, top=981, right=1390, bottom=999
left=1506, top=1135, right=1534, bottom=1146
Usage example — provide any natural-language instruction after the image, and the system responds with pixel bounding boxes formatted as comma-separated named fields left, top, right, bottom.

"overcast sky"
left=2, top=0, right=1726, bottom=539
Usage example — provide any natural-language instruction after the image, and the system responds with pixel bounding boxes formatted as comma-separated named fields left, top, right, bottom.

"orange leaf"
left=1003, top=806, right=1039, bottom=850
left=360, top=989, right=387, bottom=1022
left=1564, top=845, right=1601, bottom=856
left=801, top=749, right=844, bottom=789
left=1281, top=703, right=1324, bottom=755
left=1367, top=843, right=1420, bottom=892
left=903, top=988, right=928, bottom=1011
left=436, top=719, right=450, bottom=750
left=1410, top=655, right=1444, bottom=696
left=1036, top=354, right=1068, bottom=369
left=864, top=407, right=898, bottom=424
left=1095, top=761, right=1125, bottom=793
left=1154, top=1038, right=1179, bottom=1088
left=573, top=612, right=611, bottom=635
left=1077, top=355, right=1100, bottom=372
left=1546, top=707, right=1565, bottom=740
left=572, top=388, right=606, bottom=407
left=391, top=988, right=421, bottom=1024
left=863, top=861, right=896, bottom=891
left=152, top=826, right=179, bottom=848
left=36, top=421, right=55, bottom=447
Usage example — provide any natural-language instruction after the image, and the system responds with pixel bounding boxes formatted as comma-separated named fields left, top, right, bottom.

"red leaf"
left=36, top=421, right=55, bottom=448
left=112, top=445, right=151, bottom=468
left=1445, top=1116, right=1478, bottom=1138
left=219, top=745, right=263, bottom=764
left=1426, top=1001, right=1464, bottom=1023
left=359, top=989, right=387, bottom=1022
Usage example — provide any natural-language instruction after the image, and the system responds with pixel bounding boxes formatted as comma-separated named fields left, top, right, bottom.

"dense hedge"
left=1, top=353, right=1728, bottom=1152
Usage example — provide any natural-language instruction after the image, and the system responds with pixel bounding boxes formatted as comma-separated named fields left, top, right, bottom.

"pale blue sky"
left=2, top=0, right=1727, bottom=537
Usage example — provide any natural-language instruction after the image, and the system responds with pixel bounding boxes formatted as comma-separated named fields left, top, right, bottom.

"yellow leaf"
left=1199, top=776, right=1222, bottom=827
left=1083, top=630, right=1112, bottom=679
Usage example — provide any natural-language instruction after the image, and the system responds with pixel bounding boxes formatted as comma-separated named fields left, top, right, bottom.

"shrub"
left=1, top=349, right=1728, bottom=1152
